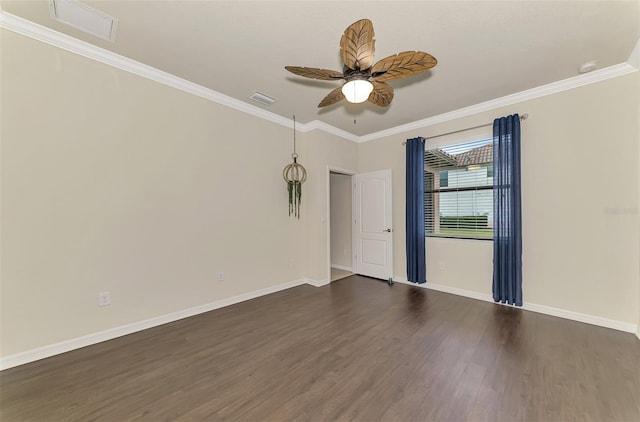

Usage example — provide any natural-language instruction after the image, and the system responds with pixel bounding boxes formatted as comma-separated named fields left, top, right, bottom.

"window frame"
left=424, top=139, right=494, bottom=241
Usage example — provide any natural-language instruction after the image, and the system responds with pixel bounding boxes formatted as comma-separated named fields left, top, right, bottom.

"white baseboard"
left=331, top=265, right=353, bottom=272
left=394, top=276, right=639, bottom=334
left=2, top=276, right=635, bottom=370
left=0, top=278, right=308, bottom=370
left=305, top=278, right=330, bottom=288
left=395, top=278, right=494, bottom=302
left=522, top=302, right=637, bottom=333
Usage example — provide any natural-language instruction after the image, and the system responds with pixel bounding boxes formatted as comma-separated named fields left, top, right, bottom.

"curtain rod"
left=402, top=113, right=528, bottom=145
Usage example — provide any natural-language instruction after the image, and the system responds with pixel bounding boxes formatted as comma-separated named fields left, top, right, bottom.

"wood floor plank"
left=1, top=276, right=639, bottom=421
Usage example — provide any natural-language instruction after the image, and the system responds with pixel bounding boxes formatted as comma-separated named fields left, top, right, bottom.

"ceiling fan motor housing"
left=343, top=65, right=372, bottom=82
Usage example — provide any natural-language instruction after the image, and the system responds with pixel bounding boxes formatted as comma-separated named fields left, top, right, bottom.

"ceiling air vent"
left=249, top=92, right=277, bottom=106
left=48, top=0, right=119, bottom=42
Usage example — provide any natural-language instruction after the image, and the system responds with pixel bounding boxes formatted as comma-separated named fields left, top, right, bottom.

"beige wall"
left=2, top=28, right=638, bottom=361
left=298, top=130, right=358, bottom=282
left=359, top=72, right=640, bottom=326
left=0, top=30, right=356, bottom=357
left=330, top=173, right=353, bottom=269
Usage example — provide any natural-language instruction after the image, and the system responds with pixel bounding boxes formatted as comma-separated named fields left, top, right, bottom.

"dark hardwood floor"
left=1, top=275, right=639, bottom=421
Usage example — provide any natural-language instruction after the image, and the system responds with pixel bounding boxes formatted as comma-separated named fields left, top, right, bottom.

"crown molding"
left=299, top=120, right=361, bottom=142
left=357, top=62, right=638, bottom=143
left=2, top=11, right=637, bottom=144
left=0, top=11, right=296, bottom=129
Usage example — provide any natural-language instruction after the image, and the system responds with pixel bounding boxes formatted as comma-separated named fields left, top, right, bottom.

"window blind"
left=424, top=138, right=493, bottom=239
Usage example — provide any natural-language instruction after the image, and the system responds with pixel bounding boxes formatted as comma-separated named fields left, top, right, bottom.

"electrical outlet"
left=218, top=272, right=224, bottom=281
left=99, top=291, right=111, bottom=307
left=439, top=262, right=445, bottom=271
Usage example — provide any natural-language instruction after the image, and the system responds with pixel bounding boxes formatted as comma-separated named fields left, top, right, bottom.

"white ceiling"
left=2, top=0, right=639, bottom=137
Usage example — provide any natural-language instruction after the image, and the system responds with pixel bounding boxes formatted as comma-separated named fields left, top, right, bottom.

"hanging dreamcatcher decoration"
left=283, top=116, right=307, bottom=218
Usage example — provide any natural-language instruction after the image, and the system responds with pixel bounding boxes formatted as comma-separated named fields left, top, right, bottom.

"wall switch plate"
left=99, top=291, right=111, bottom=306
left=218, top=272, right=224, bottom=281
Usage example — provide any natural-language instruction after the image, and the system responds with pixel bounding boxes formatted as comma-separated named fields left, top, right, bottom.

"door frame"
left=326, top=165, right=356, bottom=284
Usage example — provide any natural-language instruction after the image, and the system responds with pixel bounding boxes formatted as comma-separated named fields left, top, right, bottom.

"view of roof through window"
left=427, top=138, right=493, bottom=168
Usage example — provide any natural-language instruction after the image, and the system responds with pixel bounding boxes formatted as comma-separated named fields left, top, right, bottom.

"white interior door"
left=353, top=169, right=393, bottom=280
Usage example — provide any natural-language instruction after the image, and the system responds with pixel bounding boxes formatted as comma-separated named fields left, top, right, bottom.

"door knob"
left=383, top=228, right=392, bottom=232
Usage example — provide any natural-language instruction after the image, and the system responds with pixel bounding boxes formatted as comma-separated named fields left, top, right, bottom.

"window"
left=439, top=171, right=448, bottom=187
left=424, top=138, right=493, bottom=239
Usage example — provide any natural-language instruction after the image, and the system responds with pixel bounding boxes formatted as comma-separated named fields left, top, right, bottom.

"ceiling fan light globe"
left=342, top=80, right=373, bottom=103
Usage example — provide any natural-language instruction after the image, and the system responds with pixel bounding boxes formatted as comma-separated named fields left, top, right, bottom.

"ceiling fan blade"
left=340, top=19, right=375, bottom=71
left=371, top=51, right=437, bottom=83
left=368, top=81, right=394, bottom=107
left=318, top=86, right=345, bottom=107
left=285, top=66, right=344, bottom=80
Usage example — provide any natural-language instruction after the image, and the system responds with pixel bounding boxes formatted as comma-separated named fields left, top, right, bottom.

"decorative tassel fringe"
left=287, top=181, right=302, bottom=218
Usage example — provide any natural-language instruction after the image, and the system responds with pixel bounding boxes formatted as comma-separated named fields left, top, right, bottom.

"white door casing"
left=353, top=169, right=393, bottom=280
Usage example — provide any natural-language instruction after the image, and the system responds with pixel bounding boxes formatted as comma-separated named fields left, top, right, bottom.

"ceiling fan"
left=285, top=19, right=437, bottom=108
